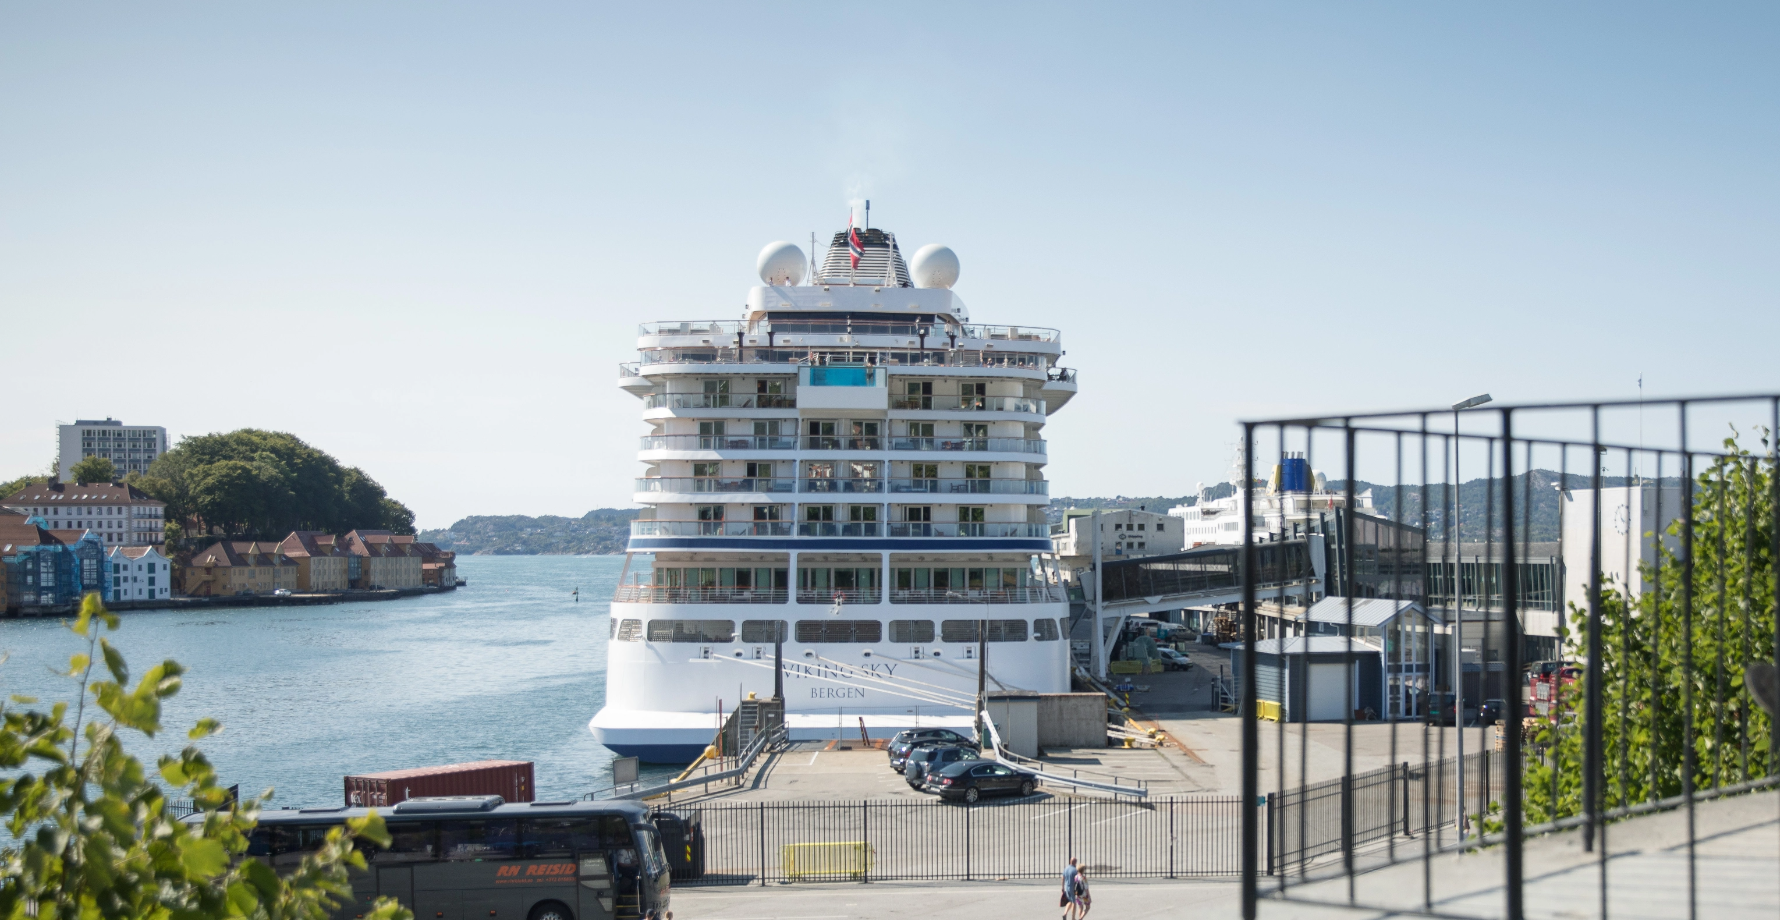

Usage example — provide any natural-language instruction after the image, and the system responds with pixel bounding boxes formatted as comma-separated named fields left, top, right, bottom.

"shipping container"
left=344, top=760, right=534, bottom=807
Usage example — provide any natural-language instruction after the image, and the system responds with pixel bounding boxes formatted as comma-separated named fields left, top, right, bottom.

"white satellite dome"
left=909, top=244, right=960, bottom=289
left=756, top=241, right=806, bottom=285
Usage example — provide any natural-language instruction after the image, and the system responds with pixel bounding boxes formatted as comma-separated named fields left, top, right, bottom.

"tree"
left=1520, top=431, right=1776, bottom=825
left=0, top=594, right=412, bottom=920
left=69, top=455, right=118, bottom=484
left=136, top=431, right=415, bottom=540
left=1, top=460, right=58, bottom=499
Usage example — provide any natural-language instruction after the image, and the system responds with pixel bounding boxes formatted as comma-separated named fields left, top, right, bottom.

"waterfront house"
left=182, top=540, right=299, bottom=596
left=107, top=545, right=172, bottom=603
left=3, top=479, right=167, bottom=548
left=343, top=530, right=423, bottom=589
left=0, top=515, right=109, bottom=611
left=278, top=531, right=352, bottom=592
left=415, top=540, right=457, bottom=587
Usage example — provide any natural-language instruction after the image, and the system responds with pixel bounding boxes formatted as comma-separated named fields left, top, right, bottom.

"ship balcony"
left=1039, top=367, right=1078, bottom=413
left=608, top=584, right=1063, bottom=606
left=634, top=477, right=1048, bottom=502
left=640, top=435, right=800, bottom=453
left=637, top=319, right=1060, bottom=345
left=638, top=435, right=1047, bottom=463
left=628, top=521, right=1051, bottom=540
left=889, top=395, right=1044, bottom=415
left=621, top=350, right=1053, bottom=379
left=642, top=393, right=797, bottom=411
left=612, top=585, right=791, bottom=604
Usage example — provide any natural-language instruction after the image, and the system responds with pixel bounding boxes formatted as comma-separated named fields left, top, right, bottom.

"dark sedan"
left=928, top=760, right=1037, bottom=803
left=903, top=744, right=980, bottom=788
left=887, top=728, right=974, bottom=771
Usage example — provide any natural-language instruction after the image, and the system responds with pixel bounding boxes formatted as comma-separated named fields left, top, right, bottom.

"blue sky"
left=3, top=4, right=1775, bottom=526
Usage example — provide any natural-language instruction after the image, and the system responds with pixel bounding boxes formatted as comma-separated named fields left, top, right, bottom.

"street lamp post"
left=1451, top=392, right=1491, bottom=841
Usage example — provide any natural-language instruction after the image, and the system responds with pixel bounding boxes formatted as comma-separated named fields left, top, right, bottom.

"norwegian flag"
left=847, top=219, right=864, bottom=269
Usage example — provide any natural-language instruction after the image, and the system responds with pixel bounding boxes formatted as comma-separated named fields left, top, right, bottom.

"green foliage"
left=0, top=462, right=54, bottom=501
left=69, top=456, right=118, bottom=485
left=135, top=430, right=414, bottom=540
left=0, top=594, right=413, bottom=920
left=1521, top=432, right=1777, bottom=825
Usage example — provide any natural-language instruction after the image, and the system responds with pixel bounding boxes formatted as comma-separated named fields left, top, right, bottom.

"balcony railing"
left=802, top=436, right=883, bottom=450
left=640, top=435, right=800, bottom=451
left=632, top=350, right=1049, bottom=372
left=890, top=587, right=1062, bottom=604
left=619, top=362, right=641, bottom=377
left=796, top=522, right=882, bottom=537
left=642, top=393, right=796, bottom=410
left=637, top=320, right=1061, bottom=343
left=798, top=478, right=884, bottom=494
left=796, top=588, right=881, bottom=604
left=888, top=395, right=1043, bottom=413
left=613, top=585, right=790, bottom=604
left=890, top=437, right=1047, bottom=454
left=634, top=478, right=796, bottom=494
left=887, top=478, right=1049, bottom=495
left=1047, top=367, right=1077, bottom=383
left=630, top=521, right=794, bottom=537
left=885, top=523, right=1050, bottom=538
left=629, top=521, right=1050, bottom=540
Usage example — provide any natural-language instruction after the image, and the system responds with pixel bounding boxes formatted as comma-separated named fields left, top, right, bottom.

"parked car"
left=1158, top=648, right=1191, bottom=671
left=903, top=744, right=979, bottom=788
left=1478, top=699, right=1505, bottom=725
left=272, top=588, right=292, bottom=597
left=929, top=760, right=1037, bottom=803
left=1426, top=692, right=1458, bottom=726
left=887, top=729, right=974, bottom=771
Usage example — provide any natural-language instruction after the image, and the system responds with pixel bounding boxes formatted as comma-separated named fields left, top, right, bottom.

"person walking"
left=1069, top=867, right=1092, bottom=919
left=1060, top=856, right=1080, bottom=920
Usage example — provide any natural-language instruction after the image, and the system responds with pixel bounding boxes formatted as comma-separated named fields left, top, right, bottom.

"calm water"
left=0, top=555, right=678, bottom=807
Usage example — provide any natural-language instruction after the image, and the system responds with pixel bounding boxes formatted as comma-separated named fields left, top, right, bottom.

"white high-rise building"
left=58, top=419, right=168, bottom=479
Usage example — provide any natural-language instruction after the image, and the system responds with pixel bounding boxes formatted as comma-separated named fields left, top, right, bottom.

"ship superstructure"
left=589, top=221, right=1080, bottom=762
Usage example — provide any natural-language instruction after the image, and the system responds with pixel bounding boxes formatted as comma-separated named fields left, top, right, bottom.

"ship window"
left=615, top=619, right=643, bottom=642
left=795, top=620, right=883, bottom=643
left=940, top=619, right=1029, bottom=642
left=741, top=620, right=788, bottom=643
left=646, top=619, right=735, bottom=643
left=1033, top=618, right=1060, bottom=641
left=889, top=619, right=934, bottom=643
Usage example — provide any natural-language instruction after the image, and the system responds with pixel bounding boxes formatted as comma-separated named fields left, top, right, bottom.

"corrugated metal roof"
left=351, top=760, right=531, bottom=781
left=1306, top=597, right=1435, bottom=627
left=1221, top=636, right=1383, bottom=655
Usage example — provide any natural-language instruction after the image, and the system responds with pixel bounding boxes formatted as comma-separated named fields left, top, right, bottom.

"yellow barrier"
left=1256, top=699, right=1283, bottom=722
left=781, top=842, right=876, bottom=880
left=1109, top=660, right=1145, bottom=675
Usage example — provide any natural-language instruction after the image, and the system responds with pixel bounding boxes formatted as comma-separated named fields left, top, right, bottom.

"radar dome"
left=756, top=241, right=806, bottom=285
left=910, top=244, right=960, bottom=289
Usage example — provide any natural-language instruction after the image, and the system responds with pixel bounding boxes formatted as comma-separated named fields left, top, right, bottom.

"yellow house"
left=278, top=531, right=351, bottom=592
left=181, top=541, right=299, bottom=597
left=344, top=530, right=423, bottom=589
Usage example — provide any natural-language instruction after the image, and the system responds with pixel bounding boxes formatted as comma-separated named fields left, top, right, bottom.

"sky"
left=2, top=4, right=1776, bottom=528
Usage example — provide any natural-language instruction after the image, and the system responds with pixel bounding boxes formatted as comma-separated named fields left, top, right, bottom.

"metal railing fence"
left=653, top=796, right=1242, bottom=886
left=1237, top=393, right=1780, bottom=920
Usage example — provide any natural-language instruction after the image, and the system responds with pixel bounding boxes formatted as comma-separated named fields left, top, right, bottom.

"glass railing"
left=637, top=321, right=748, bottom=337
left=639, top=436, right=800, bottom=451
left=796, top=588, right=882, bottom=604
left=802, top=365, right=880, bottom=387
left=630, top=521, right=794, bottom=537
left=796, top=522, right=882, bottom=537
left=889, top=438, right=1047, bottom=454
left=888, top=395, right=1044, bottom=413
left=627, top=520, right=1049, bottom=539
left=801, top=436, right=884, bottom=451
left=890, top=587, right=1063, bottom=604
left=885, top=523, right=1051, bottom=538
left=798, top=478, right=885, bottom=494
left=957, top=324, right=1061, bottom=343
left=613, top=585, right=789, bottom=604
left=887, top=479, right=1050, bottom=495
left=619, top=363, right=641, bottom=377
left=1047, top=367, right=1077, bottom=383
left=635, top=350, right=1050, bottom=371
left=642, top=393, right=796, bottom=410
left=633, top=478, right=796, bottom=494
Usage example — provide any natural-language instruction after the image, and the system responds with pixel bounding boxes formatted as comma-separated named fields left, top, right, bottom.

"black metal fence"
left=654, top=796, right=1243, bottom=885
left=1238, top=394, right=1780, bottom=920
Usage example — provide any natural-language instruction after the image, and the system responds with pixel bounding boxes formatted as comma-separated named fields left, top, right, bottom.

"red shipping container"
left=344, top=760, right=534, bottom=807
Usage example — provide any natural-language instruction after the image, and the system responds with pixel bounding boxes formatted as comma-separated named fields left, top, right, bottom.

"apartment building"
left=58, top=419, right=168, bottom=479
left=343, top=530, right=423, bottom=589
left=1, top=514, right=110, bottom=610
left=278, top=531, right=352, bottom=592
left=181, top=540, right=299, bottom=597
left=3, top=480, right=167, bottom=547
left=108, top=545, right=172, bottom=602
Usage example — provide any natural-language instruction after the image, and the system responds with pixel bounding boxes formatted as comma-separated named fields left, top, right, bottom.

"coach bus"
left=240, top=796, right=670, bottom=920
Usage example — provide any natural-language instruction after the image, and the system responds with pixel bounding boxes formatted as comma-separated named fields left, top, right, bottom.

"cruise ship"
left=589, top=218, right=1080, bottom=763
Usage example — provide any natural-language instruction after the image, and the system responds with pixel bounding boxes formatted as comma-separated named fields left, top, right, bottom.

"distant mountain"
left=418, top=508, right=641, bottom=555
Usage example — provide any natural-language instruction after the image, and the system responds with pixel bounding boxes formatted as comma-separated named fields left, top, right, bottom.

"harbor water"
left=0, top=555, right=681, bottom=807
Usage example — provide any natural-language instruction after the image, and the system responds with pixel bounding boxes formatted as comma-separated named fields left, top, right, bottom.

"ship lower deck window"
left=741, top=619, right=788, bottom=643
left=646, top=619, right=736, bottom=643
left=894, top=567, right=1027, bottom=590
left=616, top=619, right=643, bottom=641
left=795, top=620, right=883, bottom=643
left=940, top=619, right=1029, bottom=642
left=653, top=567, right=788, bottom=590
left=889, top=619, right=935, bottom=643
left=1033, top=618, right=1060, bottom=641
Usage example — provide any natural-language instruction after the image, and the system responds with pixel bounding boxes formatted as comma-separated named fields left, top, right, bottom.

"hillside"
left=418, top=508, right=641, bottom=555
